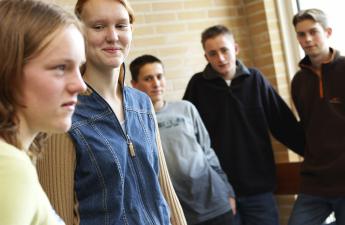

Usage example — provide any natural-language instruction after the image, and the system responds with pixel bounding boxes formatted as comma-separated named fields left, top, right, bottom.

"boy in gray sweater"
left=130, top=55, right=235, bottom=225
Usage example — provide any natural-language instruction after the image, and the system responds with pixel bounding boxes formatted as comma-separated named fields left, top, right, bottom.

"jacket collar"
left=202, top=60, right=251, bottom=80
left=299, top=47, right=339, bottom=69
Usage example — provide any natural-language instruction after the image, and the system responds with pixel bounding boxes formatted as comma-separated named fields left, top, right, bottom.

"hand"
left=229, top=197, right=237, bottom=215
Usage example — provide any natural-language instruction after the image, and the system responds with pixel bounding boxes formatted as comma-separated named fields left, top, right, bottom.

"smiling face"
left=81, top=0, right=132, bottom=69
left=131, top=62, right=166, bottom=105
left=295, top=19, right=332, bottom=59
left=19, top=25, right=86, bottom=136
left=204, top=34, right=239, bottom=80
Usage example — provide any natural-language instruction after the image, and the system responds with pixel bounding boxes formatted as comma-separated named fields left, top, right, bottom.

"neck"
left=84, top=63, right=125, bottom=121
left=310, top=48, right=332, bottom=69
left=222, top=66, right=236, bottom=80
left=16, top=114, right=36, bottom=151
left=83, top=64, right=121, bottom=99
left=153, top=100, right=165, bottom=112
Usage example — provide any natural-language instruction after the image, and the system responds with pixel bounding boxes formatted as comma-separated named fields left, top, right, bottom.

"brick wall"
left=128, top=0, right=252, bottom=101
left=48, top=0, right=299, bottom=224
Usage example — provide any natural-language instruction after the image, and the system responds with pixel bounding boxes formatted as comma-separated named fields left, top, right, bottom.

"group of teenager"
left=0, top=0, right=343, bottom=224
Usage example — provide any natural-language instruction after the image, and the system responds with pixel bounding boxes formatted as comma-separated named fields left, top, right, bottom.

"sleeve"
left=258, top=70, right=305, bottom=156
left=190, top=103, right=235, bottom=197
left=291, top=75, right=304, bottom=127
left=150, top=105, right=187, bottom=225
left=36, top=133, right=79, bottom=225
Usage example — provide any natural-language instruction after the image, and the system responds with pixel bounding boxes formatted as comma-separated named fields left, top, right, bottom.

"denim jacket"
left=68, top=84, right=170, bottom=225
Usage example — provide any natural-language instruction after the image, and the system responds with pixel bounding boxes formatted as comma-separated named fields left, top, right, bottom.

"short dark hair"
left=292, top=8, right=328, bottom=29
left=201, top=25, right=234, bottom=48
left=130, top=54, right=162, bottom=81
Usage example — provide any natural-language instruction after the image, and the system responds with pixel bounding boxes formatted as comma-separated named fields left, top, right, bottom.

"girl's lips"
left=103, top=47, right=121, bottom=53
left=61, top=101, right=77, bottom=111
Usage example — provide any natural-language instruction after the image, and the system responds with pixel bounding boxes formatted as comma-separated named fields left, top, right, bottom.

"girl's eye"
left=53, top=65, right=67, bottom=76
left=56, top=65, right=66, bottom=71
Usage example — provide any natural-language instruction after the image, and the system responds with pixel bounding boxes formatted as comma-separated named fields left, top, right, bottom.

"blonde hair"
left=293, top=8, right=329, bottom=29
left=75, top=0, right=135, bottom=24
left=0, top=0, right=81, bottom=155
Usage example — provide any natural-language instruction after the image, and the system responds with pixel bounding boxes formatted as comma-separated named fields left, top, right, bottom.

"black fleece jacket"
left=183, top=60, right=304, bottom=196
left=292, top=49, right=345, bottom=196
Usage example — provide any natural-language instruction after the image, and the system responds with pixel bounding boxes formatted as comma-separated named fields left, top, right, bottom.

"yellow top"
left=0, top=141, right=64, bottom=225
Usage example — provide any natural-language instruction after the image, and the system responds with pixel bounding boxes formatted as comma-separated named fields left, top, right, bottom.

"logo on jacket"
left=329, top=97, right=342, bottom=104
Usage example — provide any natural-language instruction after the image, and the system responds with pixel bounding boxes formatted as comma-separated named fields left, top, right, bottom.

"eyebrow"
left=207, top=50, right=217, bottom=54
left=87, top=18, right=130, bottom=24
left=297, top=26, right=319, bottom=33
left=48, top=58, right=85, bottom=66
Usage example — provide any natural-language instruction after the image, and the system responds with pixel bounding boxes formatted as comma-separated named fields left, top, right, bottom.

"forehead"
left=81, top=0, right=129, bottom=22
left=204, top=34, right=234, bottom=51
left=29, top=25, right=85, bottom=64
left=295, top=19, right=324, bottom=32
left=139, top=63, right=164, bottom=76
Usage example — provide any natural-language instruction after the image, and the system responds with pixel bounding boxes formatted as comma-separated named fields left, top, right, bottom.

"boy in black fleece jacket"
left=183, top=25, right=305, bottom=225
left=288, top=8, right=345, bottom=225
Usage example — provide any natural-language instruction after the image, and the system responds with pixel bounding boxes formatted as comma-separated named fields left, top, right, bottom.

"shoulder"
left=0, top=142, right=35, bottom=179
left=189, top=72, right=205, bottom=82
left=241, top=67, right=272, bottom=89
left=180, top=100, right=198, bottom=112
left=0, top=142, right=36, bottom=187
left=332, top=55, right=345, bottom=69
left=169, top=100, right=196, bottom=111
left=173, top=101, right=200, bottom=118
left=124, top=86, right=153, bottom=111
left=237, top=65, right=266, bottom=82
left=125, top=86, right=149, bottom=99
left=291, top=69, right=308, bottom=89
left=0, top=142, right=38, bottom=219
left=246, top=67, right=266, bottom=80
left=334, top=54, right=345, bottom=61
left=171, top=100, right=192, bottom=107
left=292, top=69, right=304, bottom=82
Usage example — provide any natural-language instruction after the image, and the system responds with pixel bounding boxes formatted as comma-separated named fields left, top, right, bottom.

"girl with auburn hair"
left=37, top=0, right=186, bottom=224
left=0, top=0, right=86, bottom=224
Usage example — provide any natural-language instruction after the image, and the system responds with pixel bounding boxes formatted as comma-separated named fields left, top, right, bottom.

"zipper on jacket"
left=86, top=84, right=157, bottom=224
left=85, top=84, right=137, bottom=158
left=312, top=68, right=324, bottom=98
left=126, top=134, right=136, bottom=157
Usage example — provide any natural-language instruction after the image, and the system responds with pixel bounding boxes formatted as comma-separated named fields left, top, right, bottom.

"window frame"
left=275, top=0, right=301, bottom=80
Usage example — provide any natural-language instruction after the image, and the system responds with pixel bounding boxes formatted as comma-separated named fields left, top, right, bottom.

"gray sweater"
left=156, top=100, right=234, bottom=225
